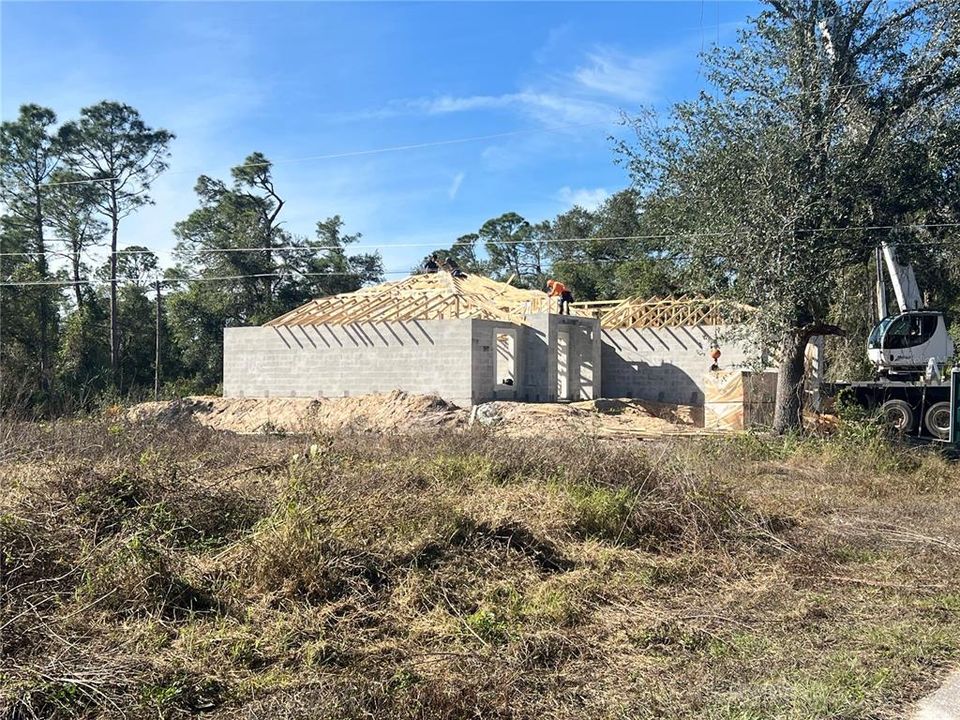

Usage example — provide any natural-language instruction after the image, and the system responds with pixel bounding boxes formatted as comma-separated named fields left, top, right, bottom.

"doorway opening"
left=495, top=329, right=517, bottom=399
left=557, top=328, right=570, bottom=400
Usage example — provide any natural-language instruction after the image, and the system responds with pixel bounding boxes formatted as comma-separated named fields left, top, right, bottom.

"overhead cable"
left=7, top=220, right=960, bottom=260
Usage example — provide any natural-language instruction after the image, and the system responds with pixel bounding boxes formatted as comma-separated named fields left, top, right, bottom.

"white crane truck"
left=830, top=243, right=954, bottom=439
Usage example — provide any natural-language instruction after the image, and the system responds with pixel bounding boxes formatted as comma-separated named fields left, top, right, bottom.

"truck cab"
left=867, top=310, right=953, bottom=378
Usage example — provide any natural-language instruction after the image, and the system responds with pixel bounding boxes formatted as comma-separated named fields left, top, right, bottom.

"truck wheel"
left=923, top=402, right=951, bottom=440
left=879, top=399, right=915, bottom=434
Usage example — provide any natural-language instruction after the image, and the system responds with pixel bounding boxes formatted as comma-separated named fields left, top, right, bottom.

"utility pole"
left=154, top=278, right=161, bottom=401
left=109, top=177, right=119, bottom=387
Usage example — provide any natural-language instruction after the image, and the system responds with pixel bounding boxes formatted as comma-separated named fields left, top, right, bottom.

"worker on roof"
left=442, top=255, right=466, bottom=278
left=423, top=254, right=439, bottom=273
left=546, top=279, right=574, bottom=315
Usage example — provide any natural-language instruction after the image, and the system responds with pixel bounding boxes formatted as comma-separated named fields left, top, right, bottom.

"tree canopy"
left=618, top=0, right=960, bottom=431
left=168, top=153, right=382, bottom=389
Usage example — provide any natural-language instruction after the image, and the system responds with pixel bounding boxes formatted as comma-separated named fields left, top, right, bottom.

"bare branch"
left=851, top=0, right=936, bottom=58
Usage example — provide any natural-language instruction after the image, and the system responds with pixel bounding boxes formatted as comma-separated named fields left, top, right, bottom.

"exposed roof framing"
left=265, top=272, right=559, bottom=326
left=573, top=295, right=755, bottom=329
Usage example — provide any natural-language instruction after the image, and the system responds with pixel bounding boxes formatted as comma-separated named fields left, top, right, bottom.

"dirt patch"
left=471, top=397, right=702, bottom=438
left=128, top=391, right=467, bottom=435
left=128, top=393, right=704, bottom=438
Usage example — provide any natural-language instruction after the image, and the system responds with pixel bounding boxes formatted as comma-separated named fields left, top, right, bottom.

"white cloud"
left=411, top=95, right=514, bottom=114
left=369, top=91, right=618, bottom=127
left=557, top=186, right=610, bottom=211
left=348, top=45, right=674, bottom=129
left=572, top=48, right=664, bottom=103
left=507, top=92, right=619, bottom=126
left=448, top=171, right=465, bottom=199
left=534, top=24, right=573, bottom=65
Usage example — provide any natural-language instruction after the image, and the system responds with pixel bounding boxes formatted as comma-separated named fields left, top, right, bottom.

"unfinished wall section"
left=521, top=314, right=601, bottom=403
left=224, top=320, right=475, bottom=407
left=600, top=324, right=753, bottom=405
left=224, top=309, right=601, bottom=408
left=520, top=315, right=551, bottom=403
left=470, top=320, right=526, bottom=403
left=564, top=315, right=602, bottom=401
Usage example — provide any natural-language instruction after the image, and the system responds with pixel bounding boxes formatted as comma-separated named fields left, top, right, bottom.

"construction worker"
left=443, top=256, right=466, bottom=278
left=546, top=279, right=574, bottom=315
left=709, top=346, right=722, bottom=371
left=423, top=254, right=440, bottom=273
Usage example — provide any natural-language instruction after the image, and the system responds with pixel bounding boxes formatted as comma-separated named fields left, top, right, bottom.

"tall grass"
left=1, top=417, right=958, bottom=719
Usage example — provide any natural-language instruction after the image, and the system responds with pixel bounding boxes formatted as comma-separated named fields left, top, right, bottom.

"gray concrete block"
left=600, top=325, right=754, bottom=406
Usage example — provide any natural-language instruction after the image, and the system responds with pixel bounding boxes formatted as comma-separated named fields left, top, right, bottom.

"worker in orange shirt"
left=546, top=279, right=574, bottom=315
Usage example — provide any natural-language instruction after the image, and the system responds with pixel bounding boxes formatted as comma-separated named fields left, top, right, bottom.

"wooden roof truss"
left=265, top=272, right=558, bottom=327
left=574, top=295, right=755, bottom=329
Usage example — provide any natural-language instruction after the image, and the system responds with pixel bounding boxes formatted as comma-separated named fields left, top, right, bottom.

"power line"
left=6, top=221, right=960, bottom=260
left=42, top=175, right=118, bottom=188
left=6, top=232, right=736, bottom=259
left=5, top=228, right=960, bottom=288
left=0, top=270, right=410, bottom=288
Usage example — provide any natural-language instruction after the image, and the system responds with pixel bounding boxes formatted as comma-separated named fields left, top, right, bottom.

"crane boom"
left=880, top=243, right=922, bottom=311
left=875, top=247, right=888, bottom=319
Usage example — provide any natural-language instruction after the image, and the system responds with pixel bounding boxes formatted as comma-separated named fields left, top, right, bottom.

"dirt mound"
left=128, top=391, right=466, bottom=435
left=128, top=394, right=703, bottom=438
left=470, top=397, right=701, bottom=437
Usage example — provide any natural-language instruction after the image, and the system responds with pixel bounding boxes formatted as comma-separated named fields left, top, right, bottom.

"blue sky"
left=2, top=1, right=761, bottom=274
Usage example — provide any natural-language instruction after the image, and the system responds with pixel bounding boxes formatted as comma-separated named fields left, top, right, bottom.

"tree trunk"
left=154, top=279, right=161, bottom=401
left=72, top=249, right=83, bottom=309
left=772, top=329, right=808, bottom=434
left=772, top=321, right=845, bottom=435
left=33, top=188, right=52, bottom=401
left=109, top=182, right=119, bottom=389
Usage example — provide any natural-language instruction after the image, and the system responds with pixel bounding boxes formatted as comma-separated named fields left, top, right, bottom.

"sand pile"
left=128, top=393, right=703, bottom=438
left=127, top=391, right=466, bottom=435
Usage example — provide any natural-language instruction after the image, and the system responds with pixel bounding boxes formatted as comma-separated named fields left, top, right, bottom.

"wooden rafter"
left=264, top=272, right=567, bottom=327
left=574, top=294, right=755, bottom=329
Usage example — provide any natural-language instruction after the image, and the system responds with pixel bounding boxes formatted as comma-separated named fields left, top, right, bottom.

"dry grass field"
left=2, top=417, right=958, bottom=719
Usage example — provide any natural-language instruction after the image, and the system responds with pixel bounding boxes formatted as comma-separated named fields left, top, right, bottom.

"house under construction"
left=224, top=273, right=601, bottom=408
left=223, top=273, right=753, bottom=409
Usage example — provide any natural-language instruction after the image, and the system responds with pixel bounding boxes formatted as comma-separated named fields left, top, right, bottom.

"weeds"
left=0, top=419, right=957, bottom=719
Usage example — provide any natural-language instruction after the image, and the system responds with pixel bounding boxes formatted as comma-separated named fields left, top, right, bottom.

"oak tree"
left=619, top=0, right=960, bottom=432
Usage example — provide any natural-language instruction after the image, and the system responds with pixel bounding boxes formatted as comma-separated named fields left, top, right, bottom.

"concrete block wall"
left=600, top=324, right=753, bottom=405
left=221, top=313, right=630, bottom=409
left=557, top=314, right=602, bottom=401
left=521, top=315, right=553, bottom=402
left=521, top=314, right=601, bottom=402
left=223, top=320, right=475, bottom=407
left=470, top=320, right=526, bottom=403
